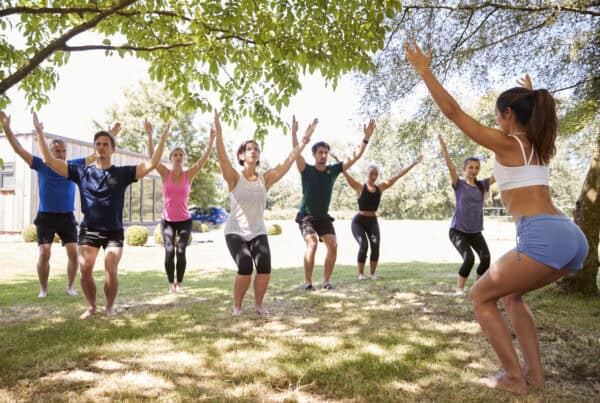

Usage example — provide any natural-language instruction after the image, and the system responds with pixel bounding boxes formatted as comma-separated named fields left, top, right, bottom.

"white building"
left=0, top=132, right=162, bottom=233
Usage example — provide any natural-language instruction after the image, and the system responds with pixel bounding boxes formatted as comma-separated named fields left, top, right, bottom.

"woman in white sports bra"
left=213, top=111, right=318, bottom=317
left=406, top=42, right=588, bottom=395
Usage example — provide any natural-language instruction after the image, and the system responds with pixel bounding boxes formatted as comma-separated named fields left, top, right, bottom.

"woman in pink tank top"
left=146, top=120, right=215, bottom=293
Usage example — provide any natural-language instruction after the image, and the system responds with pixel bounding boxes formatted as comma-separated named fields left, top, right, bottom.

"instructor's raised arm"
left=0, top=111, right=33, bottom=166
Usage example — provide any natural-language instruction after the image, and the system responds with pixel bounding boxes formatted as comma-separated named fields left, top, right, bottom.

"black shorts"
left=78, top=227, right=124, bottom=249
left=296, top=214, right=335, bottom=241
left=34, top=212, right=78, bottom=246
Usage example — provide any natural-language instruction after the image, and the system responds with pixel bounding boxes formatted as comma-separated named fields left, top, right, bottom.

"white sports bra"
left=493, top=134, right=549, bottom=191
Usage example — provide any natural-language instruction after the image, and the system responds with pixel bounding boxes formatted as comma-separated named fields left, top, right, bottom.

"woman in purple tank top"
left=146, top=120, right=215, bottom=293
left=439, top=134, right=495, bottom=295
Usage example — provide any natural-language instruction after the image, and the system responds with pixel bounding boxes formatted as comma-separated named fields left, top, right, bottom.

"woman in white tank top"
left=213, top=111, right=318, bottom=317
left=406, top=43, right=588, bottom=395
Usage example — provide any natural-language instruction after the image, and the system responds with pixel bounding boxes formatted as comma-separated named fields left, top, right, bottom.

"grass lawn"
left=0, top=263, right=599, bottom=402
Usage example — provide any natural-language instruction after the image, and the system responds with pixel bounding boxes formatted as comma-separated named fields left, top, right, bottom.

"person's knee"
left=38, top=246, right=51, bottom=262
left=238, top=265, right=253, bottom=276
left=256, top=265, right=271, bottom=275
left=305, top=237, right=318, bottom=251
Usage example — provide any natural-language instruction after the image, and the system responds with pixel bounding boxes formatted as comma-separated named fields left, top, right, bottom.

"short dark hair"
left=93, top=131, right=115, bottom=149
left=237, top=140, right=260, bottom=166
left=49, top=138, right=65, bottom=147
left=311, top=141, right=330, bottom=155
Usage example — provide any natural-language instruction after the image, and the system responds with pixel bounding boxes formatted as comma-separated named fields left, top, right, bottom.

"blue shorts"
left=516, top=214, right=588, bottom=270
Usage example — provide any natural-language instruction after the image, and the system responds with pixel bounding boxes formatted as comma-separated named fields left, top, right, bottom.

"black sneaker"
left=304, top=283, right=315, bottom=291
left=322, top=283, right=334, bottom=290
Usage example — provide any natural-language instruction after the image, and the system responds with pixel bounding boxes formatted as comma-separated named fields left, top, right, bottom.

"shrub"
left=192, top=221, right=209, bottom=233
left=153, top=223, right=193, bottom=245
left=22, top=224, right=37, bottom=242
left=267, top=223, right=282, bottom=236
left=125, top=226, right=149, bottom=246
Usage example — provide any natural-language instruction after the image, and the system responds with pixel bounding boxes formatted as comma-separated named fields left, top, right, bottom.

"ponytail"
left=496, top=87, right=558, bottom=165
left=526, top=89, right=557, bottom=164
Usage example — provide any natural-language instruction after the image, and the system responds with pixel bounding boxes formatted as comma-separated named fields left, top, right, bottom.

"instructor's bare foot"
left=105, top=306, right=117, bottom=317
left=79, top=307, right=96, bottom=320
left=523, top=366, right=545, bottom=390
left=480, top=372, right=527, bottom=395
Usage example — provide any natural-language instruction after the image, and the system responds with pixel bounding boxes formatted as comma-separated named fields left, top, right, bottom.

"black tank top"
left=358, top=184, right=381, bottom=211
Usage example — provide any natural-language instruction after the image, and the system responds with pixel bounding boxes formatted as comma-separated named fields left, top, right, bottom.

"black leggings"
left=351, top=214, right=380, bottom=263
left=162, top=219, right=192, bottom=283
left=449, top=228, right=490, bottom=278
left=225, top=234, right=271, bottom=275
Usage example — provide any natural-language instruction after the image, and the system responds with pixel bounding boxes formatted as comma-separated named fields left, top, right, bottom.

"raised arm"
left=330, top=152, right=363, bottom=196
left=264, top=118, right=318, bottom=190
left=0, top=111, right=33, bottom=166
left=213, top=111, right=239, bottom=191
left=342, top=119, right=376, bottom=171
left=405, top=41, right=513, bottom=154
left=380, top=155, right=423, bottom=192
left=136, top=120, right=170, bottom=179
left=33, top=113, right=68, bottom=177
left=83, top=122, right=121, bottom=165
left=437, top=135, right=458, bottom=186
left=144, top=118, right=168, bottom=178
left=187, top=128, right=216, bottom=181
left=291, top=114, right=306, bottom=172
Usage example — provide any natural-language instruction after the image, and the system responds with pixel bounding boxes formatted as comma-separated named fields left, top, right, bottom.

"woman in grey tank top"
left=213, top=111, right=318, bottom=317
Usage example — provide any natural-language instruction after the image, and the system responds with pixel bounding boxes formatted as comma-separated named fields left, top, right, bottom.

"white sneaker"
left=255, top=306, right=270, bottom=316
left=454, top=289, right=467, bottom=296
left=66, top=287, right=78, bottom=296
left=358, top=274, right=367, bottom=280
left=232, top=307, right=243, bottom=317
left=175, top=284, right=184, bottom=293
left=369, top=274, right=378, bottom=280
left=38, top=289, right=48, bottom=298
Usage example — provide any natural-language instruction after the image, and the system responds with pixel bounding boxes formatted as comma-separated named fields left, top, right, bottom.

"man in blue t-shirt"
left=291, top=116, right=376, bottom=290
left=33, top=112, right=170, bottom=319
left=0, top=111, right=120, bottom=298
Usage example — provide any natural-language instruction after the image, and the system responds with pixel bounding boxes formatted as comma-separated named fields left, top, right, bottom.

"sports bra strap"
left=508, top=135, right=535, bottom=166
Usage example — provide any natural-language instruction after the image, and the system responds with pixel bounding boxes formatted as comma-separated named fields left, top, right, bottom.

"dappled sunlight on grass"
left=1, top=264, right=599, bottom=401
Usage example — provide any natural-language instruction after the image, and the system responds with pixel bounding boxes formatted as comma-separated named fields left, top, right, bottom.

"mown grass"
left=0, top=263, right=599, bottom=402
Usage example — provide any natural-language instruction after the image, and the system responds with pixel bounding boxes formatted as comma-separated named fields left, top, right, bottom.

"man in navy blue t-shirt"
left=34, top=113, right=170, bottom=319
left=0, top=111, right=119, bottom=298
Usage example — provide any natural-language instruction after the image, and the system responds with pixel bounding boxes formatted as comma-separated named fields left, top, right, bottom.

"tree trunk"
left=559, top=133, right=600, bottom=295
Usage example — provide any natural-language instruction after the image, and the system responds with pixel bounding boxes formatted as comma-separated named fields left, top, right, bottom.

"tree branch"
left=61, top=43, right=194, bottom=52
left=403, top=2, right=600, bottom=17
left=0, top=0, right=138, bottom=96
left=552, top=76, right=600, bottom=93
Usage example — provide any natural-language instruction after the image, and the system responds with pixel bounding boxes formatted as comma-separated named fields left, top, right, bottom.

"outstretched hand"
left=33, top=112, right=44, bottom=135
left=363, top=119, right=376, bottom=139
left=404, top=40, right=432, bottom=75
left=161, top=121, right=171, bottom=138
left=292, top=114, right=299, bottom=136
left=0, top=111, right=10, bottom=128
left=213, top=110, right=222, bottom=136
left=109, top=122, right=122, bottom=137
left=517, top=74, right=533, bottom=90
left=209, top=126, right=216, bottom=142
left=144, top=118, right=153, bottom=135
left=302, top=118, right=318, bottom=144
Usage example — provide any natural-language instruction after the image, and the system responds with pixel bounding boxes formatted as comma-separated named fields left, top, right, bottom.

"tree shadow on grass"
left=1, top=264, right=599, bottom=402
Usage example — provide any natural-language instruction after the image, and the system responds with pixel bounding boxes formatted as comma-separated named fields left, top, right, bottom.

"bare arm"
left=0, top=111, right=33, bottom=166
left=342, top=119, right=376, bottom=171
left=136, top=120, right=170, bottom=179
left=405, top=41, right=513, bottom=154
left=380, top=155, right=423, bottom=192
left=264, top=118, right=318, bottom=190
left=291, top=114, right=306, bottom=172
left=213, top=111, right=239, bottom=191
left=330, top=152, right=362, bottom=196
left=437, top=134, right=459, bottom=186
left=33, top=113, right=68, bottom=177
left=144, top=118, right=168, bottom=177
left=187, top=129, right=216, bottom=181
left=489, top=175, right=496, bottom=187
left=83, top=122, right=121, bottom=165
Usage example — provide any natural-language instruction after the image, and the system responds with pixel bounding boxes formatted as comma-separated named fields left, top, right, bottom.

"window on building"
left=0, top=162, right=15, bottom=190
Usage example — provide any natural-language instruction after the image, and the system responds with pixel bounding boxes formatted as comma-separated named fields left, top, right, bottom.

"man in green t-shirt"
left=292, top=116, right=376, bottom=290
